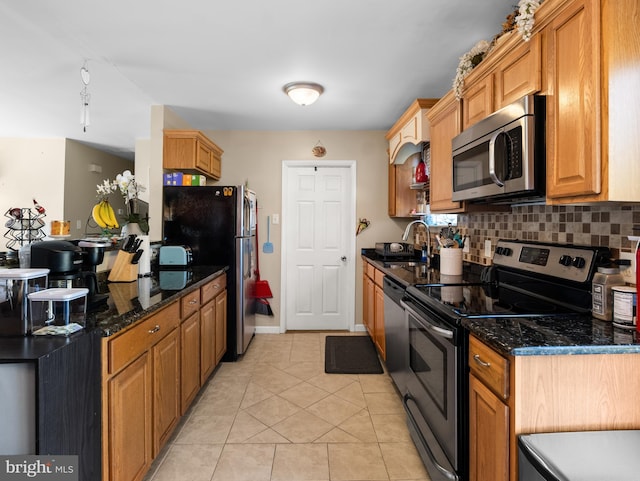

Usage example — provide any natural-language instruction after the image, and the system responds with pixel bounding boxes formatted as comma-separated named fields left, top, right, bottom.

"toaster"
left=159, top=245, right=192, bottom=267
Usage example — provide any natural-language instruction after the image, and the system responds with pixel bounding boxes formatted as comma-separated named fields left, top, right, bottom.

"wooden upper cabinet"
left=163, top=130, right=223, bottom=180
left=495, top=34, right=542, bottom=109
left=462, top=74, right=494, bottom=130
left=386, top=99, right=438, bottom=164
left=427, top=90, right=464, bottom=213
left=462, top=31, right=542, bottom=130
left=544, top=0, right=640, bottom=203
left=544, top=0, right=600, bottom=200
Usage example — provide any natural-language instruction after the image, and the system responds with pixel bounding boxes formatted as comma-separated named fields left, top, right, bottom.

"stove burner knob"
left=572, top=256, right=586, bottom=268
left=495, top=247, right=503, bottom=255
left=559, top=254, right=573, bottom=266
left=502, top=247, right=512, bottom=256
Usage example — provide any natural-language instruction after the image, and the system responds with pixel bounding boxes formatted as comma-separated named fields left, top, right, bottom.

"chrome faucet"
left=402, top=219, right=431, bottom=262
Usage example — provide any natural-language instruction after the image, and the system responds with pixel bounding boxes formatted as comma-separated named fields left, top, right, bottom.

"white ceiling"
left=0, top=1, right=511, bottom=159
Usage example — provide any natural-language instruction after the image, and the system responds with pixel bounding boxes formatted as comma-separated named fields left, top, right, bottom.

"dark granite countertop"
left=362, top=248, right=640, bottom=357
left=91, top=265, right=227, bottom=336
left=0, top=266, right=227, bottom=361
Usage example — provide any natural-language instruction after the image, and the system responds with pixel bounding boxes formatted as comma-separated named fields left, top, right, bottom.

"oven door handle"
left=403, top=393, right=459, bottom=481
left=401, top=299, right=454, bottom=340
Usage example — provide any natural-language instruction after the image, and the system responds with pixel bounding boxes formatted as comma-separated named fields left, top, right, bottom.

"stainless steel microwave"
left=451, top=95, right=546, bottom=203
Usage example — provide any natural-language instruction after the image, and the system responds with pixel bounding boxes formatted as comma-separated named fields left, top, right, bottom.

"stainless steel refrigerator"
left=163, top=185, right=257, bottom=360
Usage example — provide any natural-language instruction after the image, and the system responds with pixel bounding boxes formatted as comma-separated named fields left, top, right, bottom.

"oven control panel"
left=492, top=240, right=601, bottom=283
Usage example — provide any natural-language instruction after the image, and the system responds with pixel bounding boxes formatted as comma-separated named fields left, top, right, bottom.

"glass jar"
left=592, top=267, right=625, bottom=321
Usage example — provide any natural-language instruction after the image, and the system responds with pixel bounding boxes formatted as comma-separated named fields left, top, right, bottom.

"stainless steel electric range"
left=398, top=240, right=611, bottom=481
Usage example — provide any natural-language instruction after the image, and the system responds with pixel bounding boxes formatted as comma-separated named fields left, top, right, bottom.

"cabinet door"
left=108, top=353, right=152, bottom=481
left=428, top=92, right=464, bottom=212
left=363, top=273, right=375, bottom=336
left=200, top=300, right=216, bottom=384
left=180, top=312, right=200, bottom=414
left=373, top=283, right=385, bottom=360
left=388, top=161, right=416, bottom=218
left=495, top=34, right=541, bottom=109
left=545, top=0, right=600, bottom=199
left=152, top=327, right=180, bottom=456
left=215, top=290, right=228, bottom=364
left=469, top=374, right=509, bottom=481
left=196, top=140, right=211, bottom=172
left=462, top=74, right=494, bottom=130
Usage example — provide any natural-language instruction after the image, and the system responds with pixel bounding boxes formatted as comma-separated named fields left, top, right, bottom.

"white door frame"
left=280, top=160, right=357, bottom=333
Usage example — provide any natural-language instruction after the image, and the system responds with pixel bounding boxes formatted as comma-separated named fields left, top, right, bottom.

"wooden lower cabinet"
left=180, top=311, right=201, bottom=414
left=469, top=375, right=509, bottom=481
left=362, top=259, right=385, bottom=360
left=215, top=290, right=228, bottom=363
left=152, top=327, right=180, bottom=456
left=373, top=283, right=385, bottom=360
left=103, top=272, right=228, bottom=481
left=200, top=299, right=216, bottom=385
left=108, top=353, right=152, bottom=481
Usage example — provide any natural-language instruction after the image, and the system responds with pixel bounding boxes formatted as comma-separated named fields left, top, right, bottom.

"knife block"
left=107, top=251, right=138, bottom=283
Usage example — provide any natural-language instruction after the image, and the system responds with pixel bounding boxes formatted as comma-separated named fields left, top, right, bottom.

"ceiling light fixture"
left=283, top=82, right=324, bottom=106
left=80, top=62, right=91, bottom=132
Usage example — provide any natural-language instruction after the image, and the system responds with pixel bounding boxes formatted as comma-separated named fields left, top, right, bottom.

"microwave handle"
left=488, top=130, right=505, bottom=187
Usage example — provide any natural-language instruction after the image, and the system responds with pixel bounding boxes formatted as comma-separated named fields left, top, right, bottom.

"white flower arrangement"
left=453, top=39, right=491, bottom=100
left=515, top=0, right=542, bottom=42
left=96, top=170, right=145, bottom=202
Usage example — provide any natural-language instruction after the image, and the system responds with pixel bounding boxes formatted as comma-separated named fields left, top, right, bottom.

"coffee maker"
left=30, top=240, right=109, bottom=310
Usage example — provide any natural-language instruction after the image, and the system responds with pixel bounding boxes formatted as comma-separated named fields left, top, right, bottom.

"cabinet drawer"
left=468, top=336, right=509, bottom=400
left=374, top=269, right=385, bottom=287
left=181, top=289, right=201, bottom=318
left=107, top=301, right=180, bottom=375
left=201, top=273, right=227, bottom=305
left=365, top=262, right=375, bottom=279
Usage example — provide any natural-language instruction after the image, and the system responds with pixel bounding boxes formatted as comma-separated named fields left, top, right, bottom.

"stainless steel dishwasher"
left=383, top=276, right=408, bottom=394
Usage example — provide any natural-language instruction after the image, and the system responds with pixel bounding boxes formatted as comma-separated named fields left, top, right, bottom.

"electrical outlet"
left=618, top=251, right=636, bottom=284
left=272, top=214, right=279, bottom=225
left=484, top=239, right=492, bottom=258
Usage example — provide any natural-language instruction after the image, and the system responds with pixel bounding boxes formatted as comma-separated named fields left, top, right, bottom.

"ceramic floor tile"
left=226, top=411, right=269, bottom=443
left=334, top=381, right=367, bottom=408
left=283, top=361, right=324, bottom=381
left=371, top=414, right=413, bottom=443
left=272, top=409, right=334, bottom=443
left=251, top=366, right=302, bottom=394
left=271, top=443, right=329, bottom=481
left=174, top=413, right=235, bottom=444
left=314, top=427, right=361, bottom=443
left=306, top=394, right=362, bottom=426
left=211, top=443, right=275, bottom=481
left=279, top=381, right=331, bottom=408
left=244, top=428, right=292, bottom=444
left=244, top=394, right=301, bottom=426
left=327, top=443, right=389, bottom=481
left=336, top=409, right=379, bottom=443
left=307, top=373, right=358, bottom=394
left=379, top=442, right=429, bottom=480
left=239, top=382, right=275, bottom=409
left=364, top=392, right=406, bottom=415
left=358, top=374, right=397, bottom=394
left=151, top=444, right=223, bottom=481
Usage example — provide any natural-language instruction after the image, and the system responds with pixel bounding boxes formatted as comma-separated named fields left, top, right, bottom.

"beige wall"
left=201, top=129, right=408, bottom=329
left=150, top=107, right=409, bottom=329
left=64, top=139, right=133, bottom=238
left=0, top=138, right=66, bottom=250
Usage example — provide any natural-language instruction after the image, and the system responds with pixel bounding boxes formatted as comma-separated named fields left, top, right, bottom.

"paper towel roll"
left=138, top=235, right=151, bottom=276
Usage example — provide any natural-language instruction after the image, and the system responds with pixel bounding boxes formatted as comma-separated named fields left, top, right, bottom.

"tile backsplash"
left=453, top=203, right=640, bottom=265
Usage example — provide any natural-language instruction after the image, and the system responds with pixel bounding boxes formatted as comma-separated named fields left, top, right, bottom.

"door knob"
left=341, top=256, right=347, bottom=262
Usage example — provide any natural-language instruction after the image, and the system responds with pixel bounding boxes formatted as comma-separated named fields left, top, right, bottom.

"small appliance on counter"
left=30, top=240, right=108, bottom=311
left=159, top=245, right=192, bottom=267
left=28, top=287, right=88, bottom=336
left=0, top=268, right=49, bottom=336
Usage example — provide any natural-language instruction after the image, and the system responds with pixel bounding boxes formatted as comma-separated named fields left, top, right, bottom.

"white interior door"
left=282, top=161, right=355, bottom=331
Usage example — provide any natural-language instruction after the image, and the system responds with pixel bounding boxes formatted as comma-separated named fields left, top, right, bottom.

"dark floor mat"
left=324, top=336, right=383, bottom=374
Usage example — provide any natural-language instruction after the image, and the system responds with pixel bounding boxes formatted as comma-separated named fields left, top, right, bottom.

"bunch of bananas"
left=92, top=200, right=119, bottom=229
